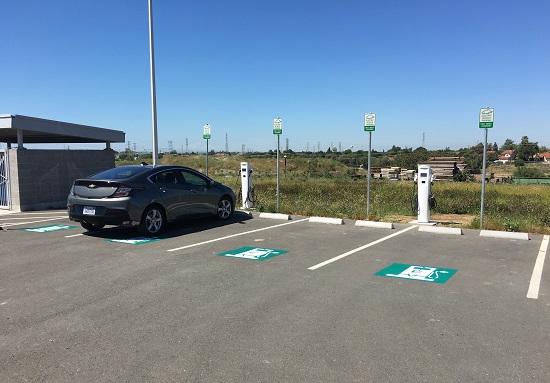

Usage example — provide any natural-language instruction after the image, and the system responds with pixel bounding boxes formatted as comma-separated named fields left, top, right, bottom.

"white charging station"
left=240, top=162, right=253, bottom=209
left=417, top=164, right=433, bottom=223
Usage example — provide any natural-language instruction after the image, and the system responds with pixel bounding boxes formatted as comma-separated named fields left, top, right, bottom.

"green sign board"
left=479, top=122, right=493, bottom=129
left=217, top=246, right=288, bottom=261
left=23, top=224, right=77, bottom=233
left=273, top=118, right=282, bottom=135
left=203, top=134, right=211, bottom=139
left=107, top=237, right=160, bottom=245
left=479, top=108, right=494, bottom=129
left=375, top=263, right=457, bottom=284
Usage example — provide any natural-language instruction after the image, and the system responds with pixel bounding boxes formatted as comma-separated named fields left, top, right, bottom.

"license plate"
left=83, top=206, right=96, bottom=215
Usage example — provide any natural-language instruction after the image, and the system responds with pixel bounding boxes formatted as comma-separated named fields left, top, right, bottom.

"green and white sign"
left=23, top=224, right=77, bottom=233
left=203, top=124, right=211, bottom=139
left=107, top=237, right=160, bottom=245
left=375, top=263, right=457, bottom=284
left=218, top=246, right=288, bottom=261
left=479, top=108, right=494, bottom=129
left=364, top=113, right=376, bottom=132
left=273, top=118, right=282, bottom=135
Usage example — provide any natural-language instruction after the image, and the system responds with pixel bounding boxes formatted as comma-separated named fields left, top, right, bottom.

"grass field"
left=118, top=154, right=550, bottom=234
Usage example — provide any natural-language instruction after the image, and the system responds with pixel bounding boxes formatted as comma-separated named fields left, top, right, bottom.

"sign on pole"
left=479, top=108, right=494, bottom=129
left=364, top=113, right=376, bottom=131
left=273, top=118, right=282, bottom=135
left=203, top=124, right=211, bottom=139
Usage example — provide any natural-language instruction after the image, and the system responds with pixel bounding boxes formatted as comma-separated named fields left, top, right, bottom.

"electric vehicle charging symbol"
left=375, top=263, right=457, bottom=284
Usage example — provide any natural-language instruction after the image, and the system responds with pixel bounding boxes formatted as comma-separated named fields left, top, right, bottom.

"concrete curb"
left=480, top=230, right=530, bottom=240
left=355, top=220, right=394, bottom=229
left=418, top=226, right=463, bottom=235
left=259, top=212, right=291, bottom=220
left=309, top=217, right=344, bottom=225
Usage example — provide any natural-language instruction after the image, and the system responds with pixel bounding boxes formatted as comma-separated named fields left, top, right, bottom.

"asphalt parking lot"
left=1, top=210, right=549, bottom=382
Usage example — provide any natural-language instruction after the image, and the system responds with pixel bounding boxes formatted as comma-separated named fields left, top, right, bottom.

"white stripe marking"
left=526, top=235, right=549, bottom=299
left=167, top=218, right=310, bottom=252
left=308, top=225, right=417, bottom=270
left=65, top=233, right=84, bottom=238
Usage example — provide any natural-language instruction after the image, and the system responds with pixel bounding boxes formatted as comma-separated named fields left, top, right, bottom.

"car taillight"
left=69, top=184, right=75, bottom=196
left=111, top=185, right=133, bottom=198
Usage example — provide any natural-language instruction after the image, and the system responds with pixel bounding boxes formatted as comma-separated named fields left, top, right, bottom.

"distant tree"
left=501, top=139, right=516, bottom=151
left=464, top=150, right=483, bottom=172
left=393, top=150, right=429, bottom=170
left=516, top=136, right=539, bottom=161
left=492, top=142, right=499, bottom=151
left=387, top=145, right=402, bottom=155
left=471, top=142, right=485, bottom=155
left=487, top=151, right=498, bottom=162
left=414, top=146, right=429, bottom=155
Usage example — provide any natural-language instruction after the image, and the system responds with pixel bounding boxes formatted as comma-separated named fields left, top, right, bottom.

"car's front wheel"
left=80, top=221, right=105, bottom=232
left=138, top=205, right=165, bottom=236
left=217, top=197, right=233, bottom=220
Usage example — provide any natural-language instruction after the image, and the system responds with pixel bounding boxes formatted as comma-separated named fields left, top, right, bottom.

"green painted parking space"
left=375, top=263, right=458, bottom=284
left=106, top=237, right=161, bottom=245
left=22, top=224, right=77, bottom=233
left=217, top=246, right=288, bottom=261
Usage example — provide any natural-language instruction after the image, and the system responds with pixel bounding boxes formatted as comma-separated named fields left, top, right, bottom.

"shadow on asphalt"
left=82, top=211, right=253, bottom=240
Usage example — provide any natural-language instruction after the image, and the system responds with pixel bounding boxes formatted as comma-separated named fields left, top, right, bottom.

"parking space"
left=1, top=210, right=549, bottom=382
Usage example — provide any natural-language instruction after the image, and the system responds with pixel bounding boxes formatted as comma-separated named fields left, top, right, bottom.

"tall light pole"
left=148, top=0, right=159, bottom=166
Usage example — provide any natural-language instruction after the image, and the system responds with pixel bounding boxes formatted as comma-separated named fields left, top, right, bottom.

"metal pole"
left=206, top=140, right=209, bottom=177
left=367, top=131, right=372, bottom=218
left=148, top=0, right=159, bottom=166
left=276, top=135, right=280, bottom=212
left=480, top=128, right=488, bottom=228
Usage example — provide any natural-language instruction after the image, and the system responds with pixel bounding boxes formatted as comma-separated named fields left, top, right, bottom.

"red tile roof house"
left=539, top=152, right=550, bottom=163
left=495, top=150, right=517, bottom=163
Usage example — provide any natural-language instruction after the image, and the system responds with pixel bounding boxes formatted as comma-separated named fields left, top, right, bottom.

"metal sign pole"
left=367, top=131, right=372, bottom=218
left=206, top=139, right=209, bottom=177
left=364, top=113, right=376, bottom=219
left=148, top=0, right=159, bottom=166
left=480, top=128, right=488, bottom=228
left=276, top=134, right=280, bottom=212
left=273, top=117, right=282, bottom=213
left=479, top=107, right=494, bottom=229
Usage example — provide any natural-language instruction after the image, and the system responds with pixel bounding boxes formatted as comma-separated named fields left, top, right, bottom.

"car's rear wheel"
left=217, top=197, right=233, bottom=220
left=80, top=221, right=105, bottom=232
left=138, top=205, right=165, bottom=236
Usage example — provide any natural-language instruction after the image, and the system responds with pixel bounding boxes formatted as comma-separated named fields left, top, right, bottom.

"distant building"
left=538, top=152, right=550, bottom=163
left=495, top=150, right=516, bottom=164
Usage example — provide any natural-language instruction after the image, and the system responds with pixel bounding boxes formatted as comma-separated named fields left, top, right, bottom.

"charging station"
left=415, top=164, right=436, bottom=223
left=240, top=162, right=254, bottom=209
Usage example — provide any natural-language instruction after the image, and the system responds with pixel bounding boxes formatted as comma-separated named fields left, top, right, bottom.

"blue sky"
left=2, top=0, right=549, bottom=153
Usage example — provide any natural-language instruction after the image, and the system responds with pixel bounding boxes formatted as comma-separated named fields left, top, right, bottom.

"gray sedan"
left=67, top=164, right=236, bottom=235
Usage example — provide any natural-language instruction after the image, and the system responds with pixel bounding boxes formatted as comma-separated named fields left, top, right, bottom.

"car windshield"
left=90, top=166, right=151, bottom=180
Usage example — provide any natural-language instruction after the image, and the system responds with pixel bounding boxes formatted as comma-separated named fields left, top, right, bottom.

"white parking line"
left=0, top=217, right=69, bottom=227
left=167, top=218, right=310, bottom=252
left=526, top=235, right=549, bottom=299
left=65, top=233, right=84, bottom=238
left=308, top=225, right=417, bottom=270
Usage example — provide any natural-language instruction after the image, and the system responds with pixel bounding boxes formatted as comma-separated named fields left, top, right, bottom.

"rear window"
left=90, top=166, right=151, bottom=180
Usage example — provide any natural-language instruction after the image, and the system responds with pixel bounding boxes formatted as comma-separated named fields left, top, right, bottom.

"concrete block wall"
left=8, top=149, right=115, bottom=211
